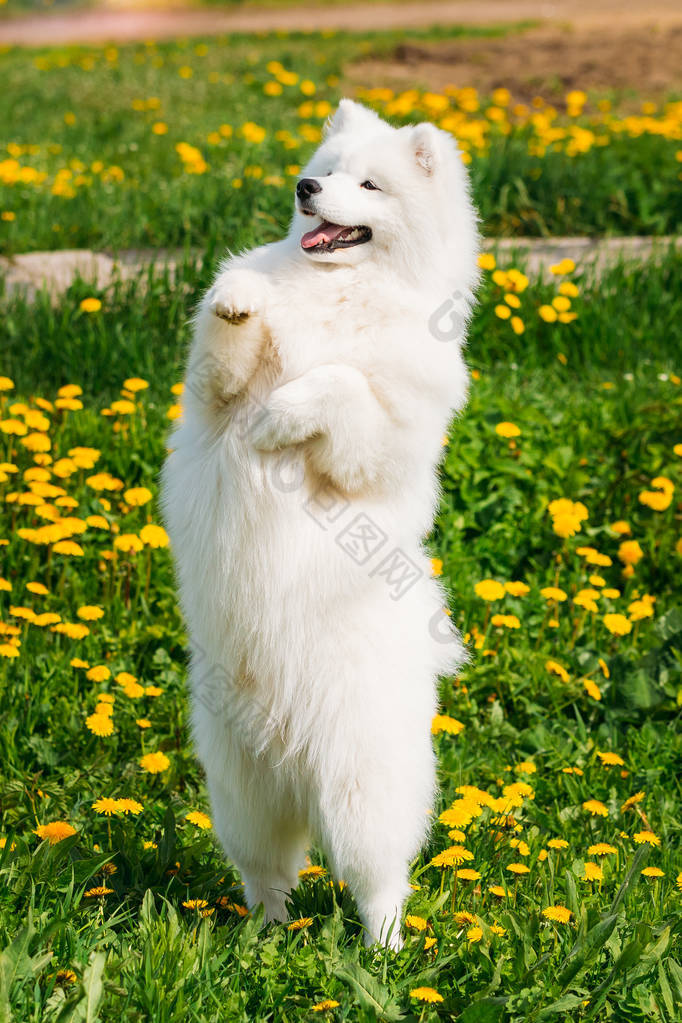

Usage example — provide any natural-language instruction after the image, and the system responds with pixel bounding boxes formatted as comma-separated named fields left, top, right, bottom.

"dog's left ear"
left=412, top=123, right=440, bottom=175
left=325, top=98, right=384, bottom=139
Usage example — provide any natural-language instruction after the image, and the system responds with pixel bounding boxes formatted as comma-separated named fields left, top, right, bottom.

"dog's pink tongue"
left=301, top=221, right=347, bottom=249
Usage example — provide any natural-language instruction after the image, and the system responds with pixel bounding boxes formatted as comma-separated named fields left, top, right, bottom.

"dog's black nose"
left=296, top=178, right=322, bottom=200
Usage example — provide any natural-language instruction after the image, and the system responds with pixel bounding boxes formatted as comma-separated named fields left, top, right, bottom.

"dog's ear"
left=412, top=122, right=440, bottom=176
left=324, top=99, right=383, bottom=138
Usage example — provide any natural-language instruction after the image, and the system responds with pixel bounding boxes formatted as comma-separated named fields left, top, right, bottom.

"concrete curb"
left=1, top=235, right=680, bottom=303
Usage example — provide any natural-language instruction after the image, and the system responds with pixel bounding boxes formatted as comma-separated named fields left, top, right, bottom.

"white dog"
left=161, top=99, right=479, bottom=948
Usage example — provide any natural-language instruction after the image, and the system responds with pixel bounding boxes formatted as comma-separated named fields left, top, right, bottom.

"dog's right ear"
left=324, top=99, right=383, bottom=138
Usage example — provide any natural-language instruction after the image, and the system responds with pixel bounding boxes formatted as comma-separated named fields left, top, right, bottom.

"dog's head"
left=291, top=99, right=478, bottom=286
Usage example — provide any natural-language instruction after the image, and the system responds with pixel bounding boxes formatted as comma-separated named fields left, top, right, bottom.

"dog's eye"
left=360, top=180, right=379, bottom=190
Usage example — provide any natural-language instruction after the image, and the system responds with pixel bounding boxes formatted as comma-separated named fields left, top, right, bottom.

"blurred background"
left=1, top=0, right=680, bottom=255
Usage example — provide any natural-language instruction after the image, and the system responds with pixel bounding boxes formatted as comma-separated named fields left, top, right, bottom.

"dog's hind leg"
left=315, top=729, right=436, bottom=949
left=205, top=757, right=308, bottom=925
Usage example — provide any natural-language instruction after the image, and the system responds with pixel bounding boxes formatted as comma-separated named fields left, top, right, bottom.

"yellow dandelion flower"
left=114, top=534, right=144, bottom=554
left=550, top=259, right=575, bottom=275
left=86, top=713, right=114, bottom=737
left=597, top=751, right=625, bottom=766
left=77, top=606, right=104, bottom=621
left=439, top=800, right=480, bottom=829
left=583, top=862, right=603, bottom=881
left=583, top=800, right=609, bottom=817
left=582, top=678, right=601, bottom=701
left=633, top=831, right=660, bottom=846
left=53, top=622, right=90, bottom=639
left=298, top=865, right=327, bottom=880
left=455, top=868, right=481, bottom=881
left=288, top=917, right=313, bottom=931
left=84, top=886, right=114, bottom=897
left=312, top=1000, right=340, bottom=1012
left=545, top=660, right=570, bottom=682
left=140, top=524, right=169, bottom=548
left=115, top=672, right=137, bottom=687
left=621, top=792, right=645, bottom=812
left=506, top=863, right=530, bottom=875
left=548, top=838, right=569, bottom=850
left=53, top=541, right=84, bottom=557
left=86, top=666, right=110, bottom=683
left=410, top=987, right=443, bottom=1004
left=495, top=421, right=520, bottom=437
left=628, top=599, right=654, bottom=622
left=618, top=540, right=643, bottom=566
left=542, top=905, right=572, bottom=923
left=431, top=714, right=464, bottom=736
left=505, top=580, right=530, bottom=596
left=641, top=867, right=664, bottom=878
left=405, top=914, right=428, bottom=931
left=474, top=579, right=505, bottom=601
left=34, top=821, right=77, bottom=844
left=185, top=811, right=212, bottom=830
left=92, top=797, right=120, bottom=816
left=588, top=843, right=617, bottom=856
left=467, top=925, right=483, bottom=942
left=79, top=298, right=102, bottom=313
left=541, top=587, right=567, bottom=602
left=123, top=378, right=148, bottom=393
left=603, top=613, right=632, bottom=636
left=430, top=845, right=474, bottom=868
left=26, top=581, right=48, bottom=595
left=116, top=799, right=143, bottom=815
left=109, top=400, right=136, bottom=416
left=124, top=487, right=153, bottom=507
left=139, top=751, right=170, bottom=774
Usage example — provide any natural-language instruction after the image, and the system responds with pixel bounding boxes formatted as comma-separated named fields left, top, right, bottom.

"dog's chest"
left=267, top=280, right=378, bottom=376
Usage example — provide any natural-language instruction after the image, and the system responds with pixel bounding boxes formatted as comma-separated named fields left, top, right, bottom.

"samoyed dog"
left=161, top=99, right=479, bottom=948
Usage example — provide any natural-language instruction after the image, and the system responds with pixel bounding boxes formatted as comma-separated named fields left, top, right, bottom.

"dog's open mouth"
left=301, top=221, right=372, bottom=253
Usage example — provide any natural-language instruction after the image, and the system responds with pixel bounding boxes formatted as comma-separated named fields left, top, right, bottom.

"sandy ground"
left=1, top=0, right=682, bottom=47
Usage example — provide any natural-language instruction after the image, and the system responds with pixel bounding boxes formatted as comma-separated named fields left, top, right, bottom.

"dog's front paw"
left=207, top=270, right=264, bottom=325
left=250, top=380, right=319, bottom=452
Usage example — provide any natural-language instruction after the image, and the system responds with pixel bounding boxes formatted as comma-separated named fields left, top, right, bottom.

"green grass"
left=0, top=250, right=681, bottom=1021
left=0, top=31, right=680, bottom=254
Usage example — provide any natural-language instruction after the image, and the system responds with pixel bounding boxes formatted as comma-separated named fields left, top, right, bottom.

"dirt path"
left=1, top=0, right=682, bottom=47
left=3, top=238, right=680, bottom=304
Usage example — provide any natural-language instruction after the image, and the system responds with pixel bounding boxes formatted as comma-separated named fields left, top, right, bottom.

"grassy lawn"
left=1, top=31, right=681, bottom=253
left=1, top=247, right=681, bottom=1021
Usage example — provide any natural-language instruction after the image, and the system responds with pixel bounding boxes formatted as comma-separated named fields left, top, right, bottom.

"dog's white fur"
left=161, top=99, right=479, bottom=947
